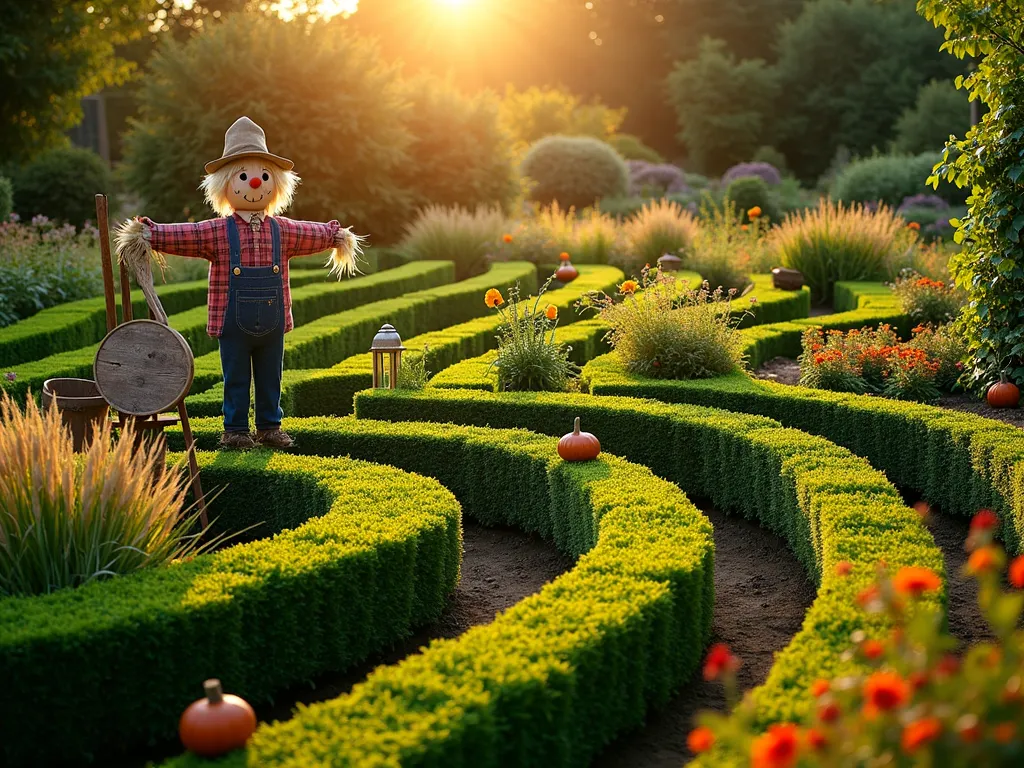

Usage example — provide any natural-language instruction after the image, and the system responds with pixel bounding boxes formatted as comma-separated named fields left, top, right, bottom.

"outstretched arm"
left=278, top=217, right=367, bottom=279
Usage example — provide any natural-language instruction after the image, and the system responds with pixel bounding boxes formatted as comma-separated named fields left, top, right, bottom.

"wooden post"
left=95, top=194, right=117, bottom=333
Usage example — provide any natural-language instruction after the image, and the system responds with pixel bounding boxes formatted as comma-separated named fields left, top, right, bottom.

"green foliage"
left=666, top=39, right=780, bottom=175
left=919, top=0, right=1024, bottom=390
left=752, top=146, right=789, bottom=176
left=893, top=80, right=972, bottom=156
left=606, top=133, right=663, bottom=162
left=520, top=135, right=629, bottom=210
left=395, top=73, right=519, bottom=217
left=11, top=148, right=111, bottom=226
left=662, top=0, right=806, bottom=63
left=0, top=176, right=12, bottom=221
left=0, top=446, right=461, bottom=765
left=685, top=202, right=758, bottom=292
left=122, top=14, right=413, bottom=241
left=0, top=1, right=151, bottom=164
left=398, top=204, right=506, bottom=280
left=396, top=347, right=430, bottom=390
left=832, top=152, right=946, bottom=207
left=724, top=176, right=781, bottom=224
left=498, top=84, right=626, bottom=148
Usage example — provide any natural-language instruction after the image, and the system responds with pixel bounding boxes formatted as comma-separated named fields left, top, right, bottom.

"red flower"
left=994, top=723, right=1016, bottom=744
left=806, top=728, right=828, bottom=752
left=856, top=585, right=881, bottom=608
left=687, top=726, right=715, bottom=753
left=970, top=509, right=999, bottom=531
left=863, top=671, right=910, bottom=715
left=935, top=654, right=959, bottom=677
left=862, top=639, right=885, bottom=660
left=957, top=716, right=982, bottom=743
left=1009, top=555, right=1024, bottom=589
left=810, top=679, right=830, bottom=698
left=902, top=717, right=942, bottom=753
left=703, top=643, right=739, bottom=680
left=909, top=671, right=930, bottom=691
left=892, top=566, right=942, bottom=597
left=751, top=723, right=801, bottom=768
left=818, top=701, right=841, bottom=723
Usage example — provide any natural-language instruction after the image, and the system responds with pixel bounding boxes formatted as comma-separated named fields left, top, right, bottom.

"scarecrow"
left=115, top=116, right=365, bottom=450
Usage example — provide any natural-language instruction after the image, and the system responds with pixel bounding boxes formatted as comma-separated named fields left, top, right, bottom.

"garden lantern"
left=371, top=323, right=405, bottom=389
left=657, top=253, right=683, bottom=272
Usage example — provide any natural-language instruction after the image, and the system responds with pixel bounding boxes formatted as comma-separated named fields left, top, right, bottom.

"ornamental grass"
left=620, top=198, right=700, bottom=275
left=398, top=204, right=506, bottom=280
left=691, top=509, right=1024, bottom=767
left=0, top=393, right=209, bottom=596
left=768, top=201, right=916, bottom=304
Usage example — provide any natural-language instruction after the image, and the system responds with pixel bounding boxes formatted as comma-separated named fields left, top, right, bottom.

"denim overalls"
left=219, top=216, right=285, bottom=434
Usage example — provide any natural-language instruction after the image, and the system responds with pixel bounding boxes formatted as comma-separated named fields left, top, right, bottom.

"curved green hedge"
left=162, top=415, right=714, bottom=767
left=0, top=261, right=456, bottom=404
left=0, top=450, right=460, bottom=765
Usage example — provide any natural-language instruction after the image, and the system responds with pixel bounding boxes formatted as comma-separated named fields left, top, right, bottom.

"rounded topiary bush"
left=832, top=152, right=966, bottom=207
left=521, top=135, right=629, bottom=210
left=722, top=161, right=782, bottom=187
left=724, top=176, right=781, bottom=223
left=628, top=163, right=689, bottom=197
left=0, top=176, right=12, bottom=222
left=12, top=148, right=111, bottom=226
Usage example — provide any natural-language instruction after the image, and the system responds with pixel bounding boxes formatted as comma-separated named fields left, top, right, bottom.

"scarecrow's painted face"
left=226, top=161, right=276, bottom=212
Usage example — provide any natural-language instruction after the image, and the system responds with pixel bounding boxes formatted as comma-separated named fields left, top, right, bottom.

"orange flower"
left=863, top=671, right=910, bottom=715
left=620, top=280, right=639, bottom=294
left=856, top=585, right=881, bottom=607
left=902, top=717, right=941, bottom=752
left=862, top=639, right=885, bottom=660
left=748, top=206, right=762, bottom=218
left=484, top=288, right=504, bottom=308
left=994, top=723, right=1016, bottom=743
left=1009, top=555, right=1024, bottom=588
left=892, top=566, right=942, bottom=597
left=559, top=251, right=570, bottom=261
left=907, top=221, right=921, bottom=231
left=687, top=726, right=715, bottom=753
left=741, top=224, right=749, bottom=231
left=502, top=233, right=513, bottom=243
left=810, top=679, right=830, bottom=698
left=806, top=728, right=828, bottom=752
left=703, top=643, right=739, bottom=680
left=751, top=723, right=801, bottom=768
left=545, top=305, right=558, bottom=320
left=834, top=561, right=852, bottom=577
left=966, top=546, right=1000, bottom=575
left=912, top=500, right=930, bottom=518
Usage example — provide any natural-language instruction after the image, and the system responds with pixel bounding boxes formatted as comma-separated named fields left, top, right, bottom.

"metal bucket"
left=41, top=378, right=110, bottom=452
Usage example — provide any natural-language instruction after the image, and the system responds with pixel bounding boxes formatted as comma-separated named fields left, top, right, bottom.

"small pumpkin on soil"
left=987, top=373, right=1020, bottom=409
left=557, top=416, right=601, bottom=461
left=179, top=679, right=257, bottom=757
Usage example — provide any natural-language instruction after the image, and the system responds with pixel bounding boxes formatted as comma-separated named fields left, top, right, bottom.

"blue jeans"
left=219, top=320, right=285, bottom=433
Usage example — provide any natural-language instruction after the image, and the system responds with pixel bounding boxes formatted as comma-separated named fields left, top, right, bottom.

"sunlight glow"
left=435, top=0, right=474, bottom=8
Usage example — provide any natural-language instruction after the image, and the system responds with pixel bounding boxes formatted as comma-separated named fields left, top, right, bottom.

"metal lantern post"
left=371, top=324, right=405, bottom=389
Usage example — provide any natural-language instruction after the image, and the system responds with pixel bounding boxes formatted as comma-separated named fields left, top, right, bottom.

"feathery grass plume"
left=399, top=204, right=506, bottom=280
left=685, top=200, right=758, bottom=292
left=767, top=200, right=916, bottom=305
left=573, top=208, right=627, bottom=265
left=0, top=393, right=213, bottom=596
left=621, top=198, right=701, bottom=276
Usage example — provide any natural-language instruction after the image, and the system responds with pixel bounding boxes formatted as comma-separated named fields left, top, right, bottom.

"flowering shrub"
left=798, top=325, right=956, bottom=402
left=908, top=323, right=968, bottom=391
left=722, top=161, right=783, bottom=187
left=690, top=509, right=1024, bottom=767
left=684, top=201, right=761, bottom=292
left=628, top=162, right=690, bottom=197
left=897, top=194, right=949, bottom=213
left=891, top=268, right=964, bottom=325
left=486, top=279, right=577, bottom=391
left=581, top=266, right=752, bottom=379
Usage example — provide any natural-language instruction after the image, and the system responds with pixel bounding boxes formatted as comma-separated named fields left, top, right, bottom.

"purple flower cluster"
left=722, top=162, right=782, bottom=187
left=628, top=162, right=690, bottom=196
left=897, top=194, right=949, bottom=213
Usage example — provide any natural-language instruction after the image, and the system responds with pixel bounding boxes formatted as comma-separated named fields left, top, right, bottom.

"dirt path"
left=593, top=505, right=816, bottom=768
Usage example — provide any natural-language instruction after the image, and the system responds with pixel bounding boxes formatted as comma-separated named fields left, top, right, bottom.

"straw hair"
left=201, top=162, right=300, bottom=218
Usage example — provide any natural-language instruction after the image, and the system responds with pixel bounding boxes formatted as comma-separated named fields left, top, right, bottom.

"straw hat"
left=204, top=116, right=294, bottom=173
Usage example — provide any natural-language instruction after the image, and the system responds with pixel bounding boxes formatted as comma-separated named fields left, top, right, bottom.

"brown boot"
left=255, top=428, right=295, bottom=449
left=219, top=431, right=256, bottom=450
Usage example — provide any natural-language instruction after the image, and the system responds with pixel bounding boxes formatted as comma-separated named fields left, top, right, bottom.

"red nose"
left=248, top=177, right=262, bottom=189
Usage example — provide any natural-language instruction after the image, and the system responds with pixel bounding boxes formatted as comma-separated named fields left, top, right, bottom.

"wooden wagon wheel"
left=94, top=319, right=195, bottom=417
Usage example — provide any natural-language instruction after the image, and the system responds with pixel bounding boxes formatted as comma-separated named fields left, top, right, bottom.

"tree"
left=498, top=85, right=626, bottom=150
left=0, top=1, right=152, bottom=165
left=660, top=0, right=805, bottom=62
left=665, top=39, right=780, bottom=174
left=892, top=80, right=972, bottom=155
left=919, top=0, right=1024, bottom=390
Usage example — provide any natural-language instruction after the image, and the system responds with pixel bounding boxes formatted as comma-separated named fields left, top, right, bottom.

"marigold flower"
left=545, top=305, right=558, bottom=320
left=834, top=561, right=852, bottom=577
left=751, top=723, right=801, bottom=768
left=966, top=546, right=1000, bottom=575
left=748, top=206, right=762, bottom=218
left=912, top=500, right=930, bottom=518
left=862, top=639, right=885, bottom=660
left=620, top=280, right=639, bottom=294
left=994, top=723, right=1016, bottom=744
left=818, top=701, right=841, bottom=723
left=912, top=324, right=928, bottom=334
left=902, top=717, right=942, bottom=752
left=810, top=679, right=830, bottom=698
left=1009, top=555, right=1024, bottom=589
left=484, top=288, right=504, bottom=308
left=806, top=728, right=828, bottom=752
left=970, top=509, right=999, bottom=531
left=687, top=726, right=715, bottom=753
left=703, top=643, right=739, bottom=680
left=559, top=251, right=570, bottom=261
left=741, top=224, right=749, bottom=231
left=863, top=671, right=910, bottom=715
left=892, top=566, right=942, bottom=597
left=502, top=233, right=513, bottom=243
left=907, top=221, right=921, bottom=231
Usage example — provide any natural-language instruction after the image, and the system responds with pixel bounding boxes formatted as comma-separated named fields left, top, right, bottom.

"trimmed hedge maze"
left=0, top=449, right=461, bottom=765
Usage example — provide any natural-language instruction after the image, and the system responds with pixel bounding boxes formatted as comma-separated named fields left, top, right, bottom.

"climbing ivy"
left=918, top=0, right=1024, bottom=390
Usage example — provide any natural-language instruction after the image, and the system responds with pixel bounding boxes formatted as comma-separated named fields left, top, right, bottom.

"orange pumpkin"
left=179, top=679, right=257, bottom=757
left=987, top=373, right=1020, bottom=409
left=554, top=260, right=578, bottom=283
left=557, top=417, right=601, bottom=461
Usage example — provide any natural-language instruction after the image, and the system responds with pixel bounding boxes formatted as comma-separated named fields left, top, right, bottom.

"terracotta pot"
left=771, top=267, right=804, bottom=291
left=41, top=378, right=109, bottom=452
left=555, top=261, right=578, bottom=283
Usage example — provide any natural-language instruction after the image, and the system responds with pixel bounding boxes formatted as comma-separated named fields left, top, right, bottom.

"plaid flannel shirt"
left=142, top=213, right=340, bottom=337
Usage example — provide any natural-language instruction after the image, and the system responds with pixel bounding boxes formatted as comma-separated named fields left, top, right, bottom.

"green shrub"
left=520, top=135, right=629, bottom=210
left=723, top=176, right=781, bottom=223
left=606, top=133, right=663, bottom=162
left=621, top=198, right=701, bottom=273
left=398, top=204, right=506, bottom=280
left=0, top=176, right=12, bottom=221
left=751, top=146, right=789, bottom=176
left=893, top=80, right=971, bottom=156
left=768, top=201, right=916, bottom=304
left=11, top=147, right=111, bottom=225
left=832, top=152, right=966, bottom=207
left=396, top=347, right=430, bottom=389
